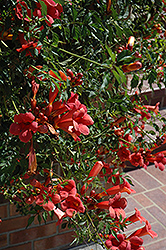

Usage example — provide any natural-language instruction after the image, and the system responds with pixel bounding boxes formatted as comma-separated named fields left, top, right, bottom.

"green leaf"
left=61, top=222, right=67, bottom=229
left=42, top=211, right=48, bottom=222
left=52, top=33, right=59, bottom=46
left=38, top=0, right=47, bottom=16
left=114, top=21, right=123, bottom=38
left=115, top=66, right=126, bottom=84
left=105, top=45, right=116, bottom=63
left=39, top=27, right=47, bottom=42
left=38, top=214, right=42, bottom=224
left=72, top=7, right=78, bottom=21
left=99, top=73, right=110, bottom=92
left=111, top=230, right=118, bottom=240
left=131, top=74, right=139, bottom=88
left=148, top=69, right=157, bottom=87
left=117, top=50, right=132, bottom=63
left=54, top=0, right=64, bottom=4
left=112, top=176, right=117, bottom=184
left=73, top=26, right=80, bottom=40
left=163, top=67, right=166, bottom=82
left=26, top=216, right=35, bottom=228
left=112, top=70, right=122, bottom=85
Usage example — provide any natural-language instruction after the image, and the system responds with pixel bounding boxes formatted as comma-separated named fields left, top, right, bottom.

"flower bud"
left=127, top=36, right=135, bottom=51
left=122, top=61, right=142, bottom=73
left=45, top=104, right=53, bottom=117
left=66, top=69, right=74, bottom=78
left=31, top=98, right=37, bottom=110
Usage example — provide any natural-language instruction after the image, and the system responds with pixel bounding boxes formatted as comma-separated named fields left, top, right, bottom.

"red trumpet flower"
left=95, top=182, right=135, bottom=199
left=96, top=193, right=127, bottom=219
left=61, top=195, right=85, bottom=217
left=9, top=112, right=38, bottom=143
left=127, top=220, right=158, bottom=239
left=126, top=207, right=146, bottom=224
left=87, top=161, right=103, bottom=184
left=53, top=92, right=94, bottom=141
left=16, top=33, right=42, bottom=57
left=14, top=0, right=32, bottom=21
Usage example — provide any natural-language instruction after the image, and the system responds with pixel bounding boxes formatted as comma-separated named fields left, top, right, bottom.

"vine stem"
left=43, top=39, right=111, bottom=69
left=32, top=32, right=112, bottom=69
left=11, top=97, right=19, bottom=114
left=128, top=117, right=157, bottom=144
left=59, top=48, right=111, bottom=68
left=86, top=211, right=109, bottom=250
left=70, top=217, right=94, bottom=247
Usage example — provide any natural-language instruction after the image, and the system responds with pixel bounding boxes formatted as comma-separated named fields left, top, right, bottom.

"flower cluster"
left=14, top=0, right=63, bottom=56
left=15, top=0, right=63, bottom=25
left=29, top=178, right=85, bottom=220
left=9, top=112, right=38, bottom=143
left=104, top=210, right=157, bottom=250
left=9, top=72, right=94, bottom=142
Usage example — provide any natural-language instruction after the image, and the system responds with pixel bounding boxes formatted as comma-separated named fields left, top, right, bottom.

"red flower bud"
left=66, top=69, right=74, bottom=78
left=80, top=184, right=86, bottom=195
left=45, top=104, right=53, bottom=117
left=122, top=61, right=142, bottom=73
left=76, top=72, right=83, bottom=79
left=127, top=36, right=135, bottom=51
left=31, top=98, right=37, bottom=110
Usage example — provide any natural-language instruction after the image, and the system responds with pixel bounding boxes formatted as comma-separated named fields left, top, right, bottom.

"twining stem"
left=70, top=217, right=93, bottom=246
left=43, top=39, right=111, bottom=69
left=86, top=211, right=109, bottom=250
left=59, top=48, right=111, bottom=68
left=11, top=97, right=19, bottom=114
left=28, top=31, right=112, bottom=69
left=59, top=160, right=67, bottom=178
left=128, top=117, right=157, bottom=144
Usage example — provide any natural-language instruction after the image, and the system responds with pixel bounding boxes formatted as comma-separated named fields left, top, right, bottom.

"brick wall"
left=0, top=195, right=75, bottom=250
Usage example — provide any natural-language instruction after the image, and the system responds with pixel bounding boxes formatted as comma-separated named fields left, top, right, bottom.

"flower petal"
left=19, top=129, right=32, bottom=143
left=78, top=124, right=89, bottom=135
left=22, top=112, right=35, bottom=123
left=43, top=200, right=55, bottom=211
left=9, top=123, right=21, bottom=135
left=30, top=121, right=38, bottom=133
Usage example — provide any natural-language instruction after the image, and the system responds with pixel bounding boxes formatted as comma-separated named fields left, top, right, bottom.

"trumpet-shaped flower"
left=53, top=92, right=94, bottom=141
left=14, top=0, right=32, bottom=21
left=61, top=194, right=85, bottom=217
left=130, top=152, right=144, bottom=167
left=95, top=181, right=135, bottom=199
left=118, top=146, right=131, bottom=162
left=153, top=153, right=166, bottom=171
left=9, top=112, right=38, bottom=143
left=126, top=208, right=146, bottom=224
left=127, top=36, right=135, bottom=51
left=57, top=179, right=77, bottom=197
left=143, top=102, right=160, bottom=115
left=87, top=161, right=103, bottom=184
left=105, top=233, right=144, bottom=250
left=33, top=0, right=63, bottom=26
left=127, top=220, right=158, bottom=239
left=96, top=193, right=127, bottom=219
left=0, top=30, right=13, bottom=41
left=16, top=40, right=42, bottom=57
